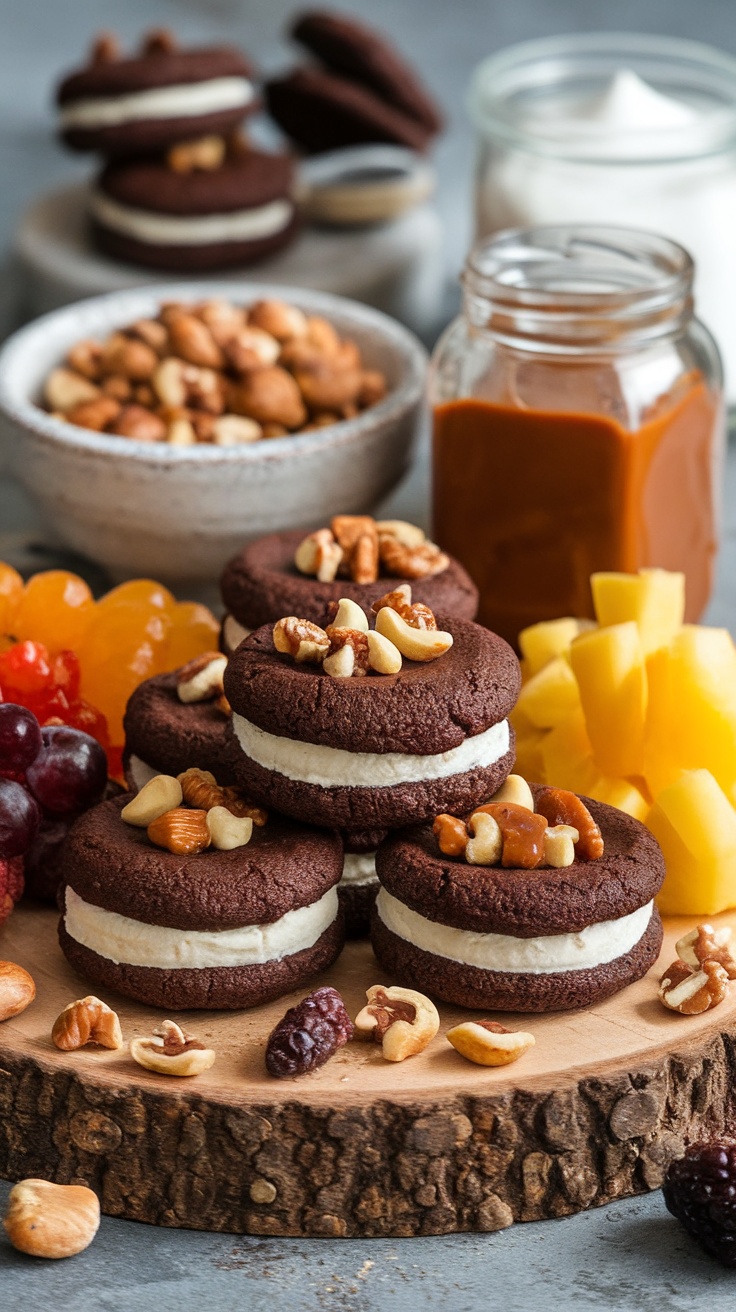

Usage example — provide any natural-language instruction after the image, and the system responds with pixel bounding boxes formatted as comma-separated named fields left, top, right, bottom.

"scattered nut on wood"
left=130, top=1020, right=215, bottom=1076
left=658, top=958, right=729, bottom=1014
left=52, top=996, right=123, bottom=1051
left=3, top=1179, right=100, bottom=1258
left=354, top=985, right=439, bottom=1061
left=447, top=1021, right=535, bottom=1067
left=0, top=961, right=36, bottom=1022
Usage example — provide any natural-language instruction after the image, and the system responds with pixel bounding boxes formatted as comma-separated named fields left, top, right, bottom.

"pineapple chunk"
left=512, top=728, right=547, bottom=783
left=519, top=618, right=595, bottom=677
left=515, top=656, right=581, bottom=730
left=539, top=707, right=598, bottom=794
left=588, top=776, right=650, bottom=822
left=591, top=568, right=685, bottom=654
left=648, top=769, right=736, bottom=916
left=569, top=622, right=647, bottom=777
left=643, top=626, right=736, bottom=798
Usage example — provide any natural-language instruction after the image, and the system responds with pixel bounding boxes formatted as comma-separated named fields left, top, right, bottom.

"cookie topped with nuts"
left=57, top=30, right=257, bottom=157
left=58, top=793, right=345, bottom=1011
left=123, top=662, right=235, bottom=791
left=372, top=789, right=665, bottom=1014
left=224, top=612, right=519, bottom=832
left=219, top=521, right=478, bottom=642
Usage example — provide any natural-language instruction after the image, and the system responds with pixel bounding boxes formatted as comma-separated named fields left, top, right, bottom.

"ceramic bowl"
left=0, top=282, right=427, bottom=587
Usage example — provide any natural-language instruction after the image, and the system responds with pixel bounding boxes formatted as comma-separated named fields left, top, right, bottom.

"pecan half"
left=676, top=924, right=736, bottom=979
left=658, top=959, right=729, bottom=1014
left=273, top=616, right=330, bottom=663
left=176, top=652, right=227, bottom=703
left=378, top=535, right=449, bottom=580
left=147, top=807, right=211, bottom=855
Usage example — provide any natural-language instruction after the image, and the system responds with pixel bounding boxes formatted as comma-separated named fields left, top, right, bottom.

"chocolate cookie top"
left=123, top=669, right=231, bottom=781
left=224, top=616, right=520, bottom=755
left=292, top=11, right=443, bottom=137
left=99, top=148, right=294, bottom=216
left=58, top=45, right=254, bottom=104
left=220, top=528, right=479, bottom=629
left=265, top=68, right=430, bottom=155
left=376, top=793, right=665, bottom=937
left=61, top=795, right=342, bottom=931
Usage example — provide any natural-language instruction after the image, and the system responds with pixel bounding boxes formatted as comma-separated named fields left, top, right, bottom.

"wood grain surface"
left=1, top=903, right=734, bottom=1237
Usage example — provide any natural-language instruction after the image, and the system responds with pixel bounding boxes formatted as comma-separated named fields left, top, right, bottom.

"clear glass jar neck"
left=462, top=225, right=694, bottom=355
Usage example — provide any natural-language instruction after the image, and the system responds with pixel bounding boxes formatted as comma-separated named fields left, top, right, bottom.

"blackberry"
left=663, top=1140, right=736, bottom=1265
left=265, top=986, right=354, bottom=1077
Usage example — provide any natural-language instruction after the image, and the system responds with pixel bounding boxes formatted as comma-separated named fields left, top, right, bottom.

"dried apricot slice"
left=472, top=802, right=548, bottom=868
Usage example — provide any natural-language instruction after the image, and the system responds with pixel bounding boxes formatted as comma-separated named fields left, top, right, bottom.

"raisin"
left=265, top=986, right=354, bottom=1078
left=663, top=1140, right=736, bottom=1265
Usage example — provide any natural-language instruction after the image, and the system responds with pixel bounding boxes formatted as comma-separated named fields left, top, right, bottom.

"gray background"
left=2, top=1, right=736, bottom=1307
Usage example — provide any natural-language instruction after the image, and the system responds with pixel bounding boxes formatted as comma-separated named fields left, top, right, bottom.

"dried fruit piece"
left=354, top=985, right=439, bottom=1061
left=446, top=1020, right=535, bottom=1067
left=131, top=1019, right=215, bottom=1076
left=265, top=986, right=353, bottom=1077
left=664, top=1141, right=736, bottom=1266
left=534, top=787, right=604, bottom=860
left=52, top=995, right=123, bottom=1050
left=3, top=1179, right=100, bottom=1258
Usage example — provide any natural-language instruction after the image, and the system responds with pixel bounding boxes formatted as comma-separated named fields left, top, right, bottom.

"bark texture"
left=1, top=1030, right=733, bottom=1236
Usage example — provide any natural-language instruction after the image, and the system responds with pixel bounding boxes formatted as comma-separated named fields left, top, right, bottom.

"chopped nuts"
left=3, top=1179, right=100, bottom=1259
left=379, top=535, right=450, bottom=580
left=42, top=298, right=386, bottom=443
left=121, top=774, right=183, bottom=826
left=147, top=807, right=211, bottom=855
left=366, top=629, right=402, bottom=675
left=375, top=606, right=453, bottom=663
left=535, top=787, right=605, bottom=860
left=206, top=805, right=253, bottom=850
left=433, top=813, right=470, bottom=857
left=177, top=767, right=223, bottom=811
left=465, top=811, right=503, bottom=865
left=658, top=959, right=729, bottom=1015
left=543, top=824, right=580, bottom=869
left=0, top=961, right=36, bottom=1022
left=487, top=774, right=535, bottom=812
left=52, top=996, right=123, bottom=1051
left=354, top=985, right=439, bottom=1061
left=294, top=517, right=445, bottom=586
left=371, top=584, right=413, bottom=614
left=375, top=520, right=426, bottom=548
left=676, top=924, right=736, bottom=978
left=323, top=628, right=370, bottom=678
left=446, top=1021, right=536, bottom=1067
left=331, top=597, right=369, bottom=632
left=273, top=616, right=330, bottom=663
left=176, top=651, right=227, bottom=703
left=294, top=528, right=344, bottom=582
left=130, top=1019, right=215, bottom=1076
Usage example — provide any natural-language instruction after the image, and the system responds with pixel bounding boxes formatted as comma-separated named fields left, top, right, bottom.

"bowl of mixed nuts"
left=0, top=283, right=426, bottom=585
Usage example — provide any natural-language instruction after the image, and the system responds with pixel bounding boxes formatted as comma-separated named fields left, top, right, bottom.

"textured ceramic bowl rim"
left=0, top=281, right=427, bottom=466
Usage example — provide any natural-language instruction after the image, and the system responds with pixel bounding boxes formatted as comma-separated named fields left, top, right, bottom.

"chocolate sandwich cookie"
left=123, top=667, right=235, bottom=789
left=57, top=31, right=257, bottom=156
left=58, top=796, right=345, bottom=1010
left=371, top=794, right=665, bottom=1013
left=219, top=527, right=479, bottom=636
left=90, top=147, right=299, bottom=272
left=266, top=68, right=431, bottom=156
left=339, top=828, right=387, bottom=938
left=292, top=12, right=443, bottom=138
left=224, top=615, right=519, bottom=830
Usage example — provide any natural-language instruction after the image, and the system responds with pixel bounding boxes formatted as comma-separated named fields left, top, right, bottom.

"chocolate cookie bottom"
left=59, top=915, right=345, bottom=1011
left=91, top=212, right=300, bottom=272
left=339, top=878, right=379, bottom=939
left=370, top=905, right=663, bottom=1013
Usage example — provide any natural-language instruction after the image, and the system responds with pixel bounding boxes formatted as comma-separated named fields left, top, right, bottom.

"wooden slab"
left=1, top=903, right=735, bottom=1237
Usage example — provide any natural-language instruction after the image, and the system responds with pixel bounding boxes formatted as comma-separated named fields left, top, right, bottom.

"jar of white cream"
left=469, top=34, right=736, bottom=402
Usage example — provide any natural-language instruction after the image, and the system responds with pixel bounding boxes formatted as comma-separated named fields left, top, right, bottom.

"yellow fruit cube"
left=647, top=769, right=736, bottom=916
left=643, top=626, right=736, bottom=798
left=518, top=618, right=595, bottom=677
left=539, top=708, right=598, bottom=794
left=514, top=656, right=581, bottom=730
left=591, top=568, right=685, bottom=654
left=512, top=727, right=547, bottom=783
left=569, top=622, right=647, bottom=777
left=587, top=776, right=650, bottom=822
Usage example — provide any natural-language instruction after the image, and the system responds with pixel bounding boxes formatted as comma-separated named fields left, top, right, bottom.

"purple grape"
left=24, top=816, right=72, bottom=903
left=26, top=726, right=107, bottom=817
left=0, top=776, right=40, bottom=858
left=0, top=703, right=42, bottom=772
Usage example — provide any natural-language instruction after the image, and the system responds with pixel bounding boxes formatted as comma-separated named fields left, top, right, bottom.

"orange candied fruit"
left=14, top=570, right=95, bottom=651
left=0, top=563, right=24, bottom=634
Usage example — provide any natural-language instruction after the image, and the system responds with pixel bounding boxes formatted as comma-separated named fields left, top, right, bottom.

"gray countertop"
left=2, top=0, right=736, bottom=1306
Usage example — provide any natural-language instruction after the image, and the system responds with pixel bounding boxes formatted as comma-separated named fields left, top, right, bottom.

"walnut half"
left=354, top=985, right=439, bottom=1062
left=130, top=1019, right=215, bottom=1077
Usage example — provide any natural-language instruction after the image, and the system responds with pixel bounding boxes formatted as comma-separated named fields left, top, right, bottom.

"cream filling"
left=60, top=76, right=255, bottom=129
left=375, top=887, right=654, bottom=975
left=222, top=614, right=251, bottom=653
left=127, top=753, right=159, bottom=792
left=64, top=885, right=338, bottom=970
left=89, top=191, right=294, bottom=247
left=231, top=714, right=510, bottom=789
left=340, top=852, right=378, bottom=889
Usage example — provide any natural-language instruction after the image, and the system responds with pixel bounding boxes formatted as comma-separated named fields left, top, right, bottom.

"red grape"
left=0, top=776, right=40, bottom=857
left=0, top=703, right=42, bottom=772
left=26, top=725, right=107, bottom=816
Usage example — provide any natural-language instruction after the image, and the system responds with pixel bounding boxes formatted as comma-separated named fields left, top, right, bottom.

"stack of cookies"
left=56, top=30, right=299, bottom=271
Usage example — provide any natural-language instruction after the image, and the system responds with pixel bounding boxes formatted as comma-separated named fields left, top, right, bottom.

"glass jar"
left=429, top=225, right=724, bottom=646
left=467, top=34, right=736, bottom=403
